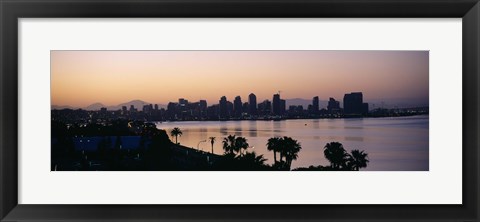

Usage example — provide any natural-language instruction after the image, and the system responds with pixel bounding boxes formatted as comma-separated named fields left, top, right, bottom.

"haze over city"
left=51, top=50, right=429, bottom=108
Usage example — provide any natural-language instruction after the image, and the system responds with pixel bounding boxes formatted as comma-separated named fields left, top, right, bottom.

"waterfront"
left=155, top=115, right=429, bottom=171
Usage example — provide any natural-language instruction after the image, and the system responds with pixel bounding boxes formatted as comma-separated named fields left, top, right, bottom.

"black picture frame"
left=1, top=0, right=479, bottom=221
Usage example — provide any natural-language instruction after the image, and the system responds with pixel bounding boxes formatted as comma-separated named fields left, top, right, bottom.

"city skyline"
left=51, top=50, right=429, bottom=107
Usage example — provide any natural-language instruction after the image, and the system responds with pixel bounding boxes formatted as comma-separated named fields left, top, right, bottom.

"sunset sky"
left=51, top=51, right=428, bottom=107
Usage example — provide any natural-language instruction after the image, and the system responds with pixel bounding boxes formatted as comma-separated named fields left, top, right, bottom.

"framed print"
left=1, top=0, right=479, bottom=221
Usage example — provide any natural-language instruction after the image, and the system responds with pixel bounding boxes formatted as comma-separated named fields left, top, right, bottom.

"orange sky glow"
left=51, top=51, right=428, bottom=107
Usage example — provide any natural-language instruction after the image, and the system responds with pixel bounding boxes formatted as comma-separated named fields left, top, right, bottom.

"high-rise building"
left=226, top=101, right=234, bottom=117
left=312, top=96, right=319, bottom=113
left=198, top=100, right=208, bottom=119
left=272, top=94, right=281, bottom=116
left=178, top=98, right=188, bottom=105
left=167, top=102, right=177, bottom=119
left=143, top=104, right=153, bottom=114
left=248, top=93, right=257, bottom=116
left=242, top=102, right=249, bottom=115
left=199, top=100, right=207, bottom=110
left=207, top=104, right=219, bottom=119
left=233, top=96, right=243, bottom=117
left=344, top=92, right=364, bottom=115
left=258, top=100, right=271, bottom=116
left=219, top=96, right=228, bottom=118
left=280, top=99, right=286, bottom=115
left=327, top=98, right=340, bottom=114
left=154, top=104, right=159, bottom=110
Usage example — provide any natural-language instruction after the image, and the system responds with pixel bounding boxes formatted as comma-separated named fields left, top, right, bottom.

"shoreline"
left=152, top=113, right=429, bottom=124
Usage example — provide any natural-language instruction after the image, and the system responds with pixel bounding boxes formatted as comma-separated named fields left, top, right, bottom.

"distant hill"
left=51, top=105, right=77, bottom=110
left=52, top=100, right=169, bottom=111
left=109, top=100, right=151, bottom=111
left=85, top=103, right=106, bottom=111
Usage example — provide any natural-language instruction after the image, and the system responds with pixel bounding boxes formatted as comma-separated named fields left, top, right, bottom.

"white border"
left=19, top=18, right=462, bottom=204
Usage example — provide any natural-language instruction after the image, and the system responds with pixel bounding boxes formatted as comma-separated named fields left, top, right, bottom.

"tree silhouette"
left=242, top=151, right=267, bottom=165
left=170, top=127, right=183, bottom=144
left=234, top=136, right=249, bottom=156
left=222, top=135, right=249, bottom=156
left=280, top=136, right=302, bottom=170
left=347, top=149, right=369, bottom=171
left=267, top=136, right=302, bottom=170
left=266, top=137, right=281, bottom=164
left=209, top=136, right=216, bottom=154
left=222, top=135, right=236, bottom=155
left=238, top=151, right=268, bottom=170
left=324, top=142, right=349, bottom=169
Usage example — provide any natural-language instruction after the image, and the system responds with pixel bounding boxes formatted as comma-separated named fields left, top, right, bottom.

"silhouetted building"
left=129, top=105, right=137, bottom=113
left=226, top=101, right=234, bottom=117
left=242, top=102, right=249, bottom=115
left=122, top=106, right=127, bottom=115
left=219, top=96, right=228, bottom=118
left=199, top=100, right=207, bottom=118
left=280, top=99, right=286, bottom=115
left=272, top=94, right=282, bottom=116
left=199, top=100, right=207, bottom=110
left=167, top=102, right=177, bottom=119
left=154, top=104, right=159, bottom=110
left=344, top=92, right=364, bottom=115
left=248, top=93, right=257, bottom=116
left=233, top=96, right=243, bottom=117
left=178, top=98, right=188, bottom=106
left=258, top=100, right=271, bottom=116
left=207, top=104, right=219, bottom=119
left=327, top=98, right=340, bottom=114
left=312, top=96, right=319, bottom=113
left=143, top=104, right=153, bottom=114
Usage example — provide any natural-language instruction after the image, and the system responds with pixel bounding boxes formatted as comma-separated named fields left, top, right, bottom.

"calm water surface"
left=155, top=115, right=428, bottom=171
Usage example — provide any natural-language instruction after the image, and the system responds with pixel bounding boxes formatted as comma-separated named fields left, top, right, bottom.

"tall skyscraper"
left=344, top=92, right=364, bottom=115
left=233, top=96, right=243, bottom=117
left=272, top=94, right=281, bottom=116
left=248, top=93, right=257, bottom=116
left=312, top=96, right=319, bottom=113
left=327, top=98, right=340, bottom=114
left=219, top=96, right=228, bottom=118
left=199, top=100, right=208, bottom=117
left=258, top=100, right=271, bottom=116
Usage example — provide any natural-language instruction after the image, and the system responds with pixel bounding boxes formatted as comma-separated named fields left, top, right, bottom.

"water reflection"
left=156, top=115, right=428, bottom=171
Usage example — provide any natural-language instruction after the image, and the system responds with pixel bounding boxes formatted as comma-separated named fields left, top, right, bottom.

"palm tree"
left=324, top=142, right=349, bottom=169
left=209, top=137, right=216, bottom=154
left=347, top=149, right=369, bottom=171
left=281, top=136, right=302, bottom=170
left=222, top=135, right=237, bottom=155
left=266, top=137, right=281, bottom=164
left=170, top=127, right=183, bottom=144
left=234, top=136, right=249, bottom=156
left=222, top=135, right=249, bottom=156
left=242, top=152, right=268, bottom=165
